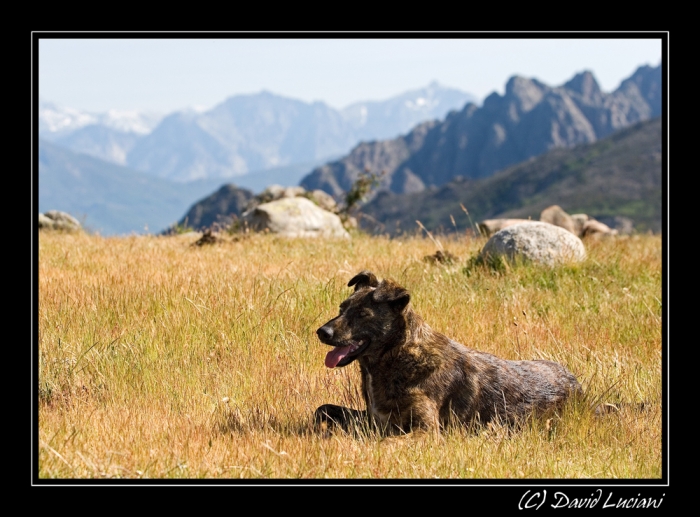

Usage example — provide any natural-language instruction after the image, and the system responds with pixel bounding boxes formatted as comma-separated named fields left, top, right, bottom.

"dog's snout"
left=317, top=326, right=333, bottom=343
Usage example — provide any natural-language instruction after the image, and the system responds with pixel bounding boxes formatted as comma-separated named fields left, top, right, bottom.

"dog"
left=314, top=270, right=582, bottom=435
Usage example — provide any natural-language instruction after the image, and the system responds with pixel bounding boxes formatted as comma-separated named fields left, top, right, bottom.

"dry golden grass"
left=37, top=229, right=663, bottom=479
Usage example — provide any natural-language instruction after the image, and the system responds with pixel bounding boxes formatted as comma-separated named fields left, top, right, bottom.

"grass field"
left=36, top=229, right=663, bottom=479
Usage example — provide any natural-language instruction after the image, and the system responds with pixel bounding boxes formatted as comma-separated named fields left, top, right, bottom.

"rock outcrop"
left=38, top=210, right=82, bottom=232
left=540, top=205, right=617, bottom=238
left=176, top=184, right=254, bottom=231
left=173, top=183, right=342, bottom=234
left=539, top=205, right=578, bottom=235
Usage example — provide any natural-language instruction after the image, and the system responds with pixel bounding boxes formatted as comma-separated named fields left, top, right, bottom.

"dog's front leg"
left=398, top=397, right=442, bottom=438
left=314, top=404, right=369, bottom=435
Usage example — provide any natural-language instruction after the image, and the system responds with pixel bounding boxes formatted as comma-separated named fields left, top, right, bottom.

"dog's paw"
left=313, top=404, right=369, bottom=437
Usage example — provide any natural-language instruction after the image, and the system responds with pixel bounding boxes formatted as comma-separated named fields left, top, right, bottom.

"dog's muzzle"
left=317, top=325, right=334, bottom=344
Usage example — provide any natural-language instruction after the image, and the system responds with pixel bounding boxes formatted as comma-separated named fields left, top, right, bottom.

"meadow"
left=37, top=228, right=663, bottom=480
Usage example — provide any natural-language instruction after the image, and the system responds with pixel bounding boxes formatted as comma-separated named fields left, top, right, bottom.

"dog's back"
left=440, top=339, right=581, bottom=426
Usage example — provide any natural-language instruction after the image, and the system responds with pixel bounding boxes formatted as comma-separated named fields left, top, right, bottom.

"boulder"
left=38, top=210, right=82, bottom=232
left=581, top=219, right=618, bottom=238
left=477, top=218, right=531, bottom=238
left=479, top=221, right=586, bottom=266
left=242, top=197, right=350, bottom=238
left=259, top=184, right=286, bottom=201
left=542, top=206, right=618, bottom=238
left=539, top=205, right=577, bottom=235
left=283, top=186, right=306, bottom=198
left=570, top=213, right=589, bottom=237
left=307, top=189, right=338, bottom=213
left=256, top=184, right=305, bottom=204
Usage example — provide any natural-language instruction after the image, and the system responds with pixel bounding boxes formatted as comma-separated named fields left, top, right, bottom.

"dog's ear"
left=348, top=270, right=379, bottom=291
left=373, top=280, right=410, bottom=312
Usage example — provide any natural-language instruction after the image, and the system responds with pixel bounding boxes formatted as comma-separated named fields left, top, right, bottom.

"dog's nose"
left=317, top=326, right=333, bottom=342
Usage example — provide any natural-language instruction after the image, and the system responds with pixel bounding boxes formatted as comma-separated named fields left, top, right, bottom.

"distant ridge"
left=38, top=140, right=230, bottom=235
left=40, top=83, right=476, bottom=184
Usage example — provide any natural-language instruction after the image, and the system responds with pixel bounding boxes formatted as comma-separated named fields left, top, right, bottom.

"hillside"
left=37, top=137, right=332, bottom=236
left=174, top=184, right=254, bottom=231
left=38, top=140, right=229, bottom=235
left=359, top=117, right=663, bottom=235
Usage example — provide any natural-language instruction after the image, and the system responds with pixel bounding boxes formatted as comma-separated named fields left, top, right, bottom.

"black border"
left=31, top=32, right=670, bottom=504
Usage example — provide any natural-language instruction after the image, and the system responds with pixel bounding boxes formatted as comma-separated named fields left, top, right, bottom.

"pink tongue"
left=325, top=346, right=351, bottom=368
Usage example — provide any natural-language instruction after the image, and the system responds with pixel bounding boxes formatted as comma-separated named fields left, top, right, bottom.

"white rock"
left=39, top=210, right=82, bottom=232
left=540, top=205, right=577, bottom=235
left=243, top=197, right=350, bottom=238
left=479, top=221, right=585, bottom=266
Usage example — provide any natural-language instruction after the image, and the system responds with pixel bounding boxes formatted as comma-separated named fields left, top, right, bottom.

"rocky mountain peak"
left=617, top=64, right=662, bottom=117
left=503, top=76, right=547, bottom=112
left=563, top=71, right=602, bottom=101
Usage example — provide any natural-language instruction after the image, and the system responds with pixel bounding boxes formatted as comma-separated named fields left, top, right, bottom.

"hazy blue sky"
left=37, top=35, right=664, bottom=114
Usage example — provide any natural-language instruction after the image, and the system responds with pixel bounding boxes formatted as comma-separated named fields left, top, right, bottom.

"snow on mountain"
left=99, top=109, right=165, bottom=134
left=39, top=100, right=98, bottom=136
left=38, top=99, right=164, bottom=139
left=340, top=81, right=478, bottom=141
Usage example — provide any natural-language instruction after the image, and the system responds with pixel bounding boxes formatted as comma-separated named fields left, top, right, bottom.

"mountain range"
left=178, top=116, right=662, bottom=237
left=39, top=100, right=164, bottom=165
left=40, top=83, right=477, bottom=182
left=38, top=83, right=476, bottom=235
left=37, top=64, right=662, bottom=236
left=358, top=116, right=662, bottom=235
left=300, top=65, right=661, bottom=197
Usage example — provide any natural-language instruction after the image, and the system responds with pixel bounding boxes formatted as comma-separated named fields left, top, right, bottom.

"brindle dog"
left=314, top=270, right=582, bottom=435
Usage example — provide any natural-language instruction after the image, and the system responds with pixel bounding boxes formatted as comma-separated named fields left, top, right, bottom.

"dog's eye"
left=359, top=309, right=373, bottom=318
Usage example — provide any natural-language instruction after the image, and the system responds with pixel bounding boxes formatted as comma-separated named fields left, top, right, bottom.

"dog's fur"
left=314, top=270, right=582, bottom=435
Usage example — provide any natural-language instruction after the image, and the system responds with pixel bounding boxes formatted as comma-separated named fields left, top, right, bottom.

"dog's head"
left=317, top=270, right=411, bottom=368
